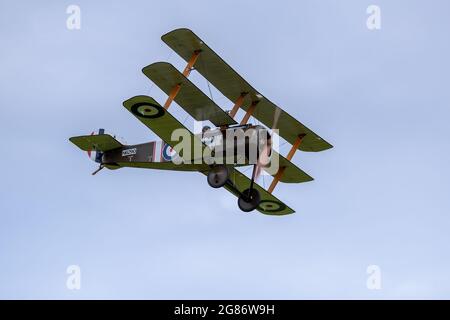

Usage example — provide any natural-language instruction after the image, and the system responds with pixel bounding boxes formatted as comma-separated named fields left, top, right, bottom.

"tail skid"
left=91, top=164, right=105, bottom=176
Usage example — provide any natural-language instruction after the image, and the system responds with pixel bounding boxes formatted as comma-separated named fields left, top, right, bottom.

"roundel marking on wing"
left=258, top=200, right=287, bottom=214
left=131, top=102, right=165, bottom=119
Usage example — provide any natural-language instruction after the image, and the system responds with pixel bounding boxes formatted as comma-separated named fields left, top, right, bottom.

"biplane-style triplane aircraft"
left=70, top=28, right=332, bottom=215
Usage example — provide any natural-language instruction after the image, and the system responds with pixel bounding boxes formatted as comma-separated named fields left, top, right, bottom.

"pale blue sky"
left=1, top=0, right=450, bottom=299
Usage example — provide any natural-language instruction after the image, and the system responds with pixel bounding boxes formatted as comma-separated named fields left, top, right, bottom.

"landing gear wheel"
left=207, top=165, right=229, bottom=188
left=238, top=188, right=261, bottom=212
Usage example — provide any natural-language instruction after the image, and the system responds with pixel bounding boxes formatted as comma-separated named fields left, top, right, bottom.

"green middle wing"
left=142, top=62, right=236, bottom=127
left=266, top=150, right=314, bottom=183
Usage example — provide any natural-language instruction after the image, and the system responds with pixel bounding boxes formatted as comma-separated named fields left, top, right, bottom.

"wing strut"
left=229, top=93, right=247, bottom=118
left=268, top=134, right=305, bottom=193
left=163, top=50, right=201, bottom=110
left=240, top=101, right=258, bottom=125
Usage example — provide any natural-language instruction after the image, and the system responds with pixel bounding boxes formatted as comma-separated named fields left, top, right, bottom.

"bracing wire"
left=206, top=80, right=214, bottom=102
left=181, top=113, right=190, bottom=126
left=199, top=53, right=215, bottom=102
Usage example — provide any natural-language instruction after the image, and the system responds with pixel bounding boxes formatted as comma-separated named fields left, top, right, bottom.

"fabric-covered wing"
left=142, top=62, right=236, bottom=127
left=122, top=95, right=204, bottom=163
left=211, top=167, right=295, bottom=215
left=264, top=150, right=314, bottom=183
left=69, top=134, right=122, bottom=152
left=117, top=161, right=208, bottom=172
left=123, top=95, right=295, bottom=215
left=162, top=28, right=332, bottom=152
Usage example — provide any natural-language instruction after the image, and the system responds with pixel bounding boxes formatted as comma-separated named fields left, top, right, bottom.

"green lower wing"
left=124, top=95, right=294, bottom=215
left=117, top=161, right=208, bottom=171
left=216, top=167, right=295, bottom=216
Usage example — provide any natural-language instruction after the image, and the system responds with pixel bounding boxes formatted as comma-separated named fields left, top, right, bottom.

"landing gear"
left=207, top=163, right=262, bottom=212
left=207, top=165, right=229, bottom=188
left=237, top=164, right=261, bottom=212
left=238, top=188, right=261, bottom=212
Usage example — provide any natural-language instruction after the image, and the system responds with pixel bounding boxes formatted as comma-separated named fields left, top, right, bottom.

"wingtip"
left=68, top=137, right=77, bottom=145
left=141, top=61, right=172, bottom=73
left=122, top=95, right=163, bottom=109
left=161, top=27, right=194, bottom=40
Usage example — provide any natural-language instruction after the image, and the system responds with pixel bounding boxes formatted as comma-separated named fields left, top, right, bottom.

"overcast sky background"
left=1, top=0, right=449, bottom=299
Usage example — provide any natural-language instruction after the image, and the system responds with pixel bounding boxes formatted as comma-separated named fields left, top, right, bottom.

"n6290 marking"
left=122, top=148, right=137, bottom=157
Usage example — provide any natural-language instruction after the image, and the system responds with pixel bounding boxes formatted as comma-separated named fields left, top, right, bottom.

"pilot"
left=201, top=125, right=214, bottom=145
left=202, top=125, right=211, bottom=135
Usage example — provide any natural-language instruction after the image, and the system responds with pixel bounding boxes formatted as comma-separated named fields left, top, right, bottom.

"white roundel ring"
left=162, top=144, right=176, bottom=161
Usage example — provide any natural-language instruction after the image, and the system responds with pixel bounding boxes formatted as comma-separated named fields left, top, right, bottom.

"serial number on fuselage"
left=121, top=148, right=137, bottom=156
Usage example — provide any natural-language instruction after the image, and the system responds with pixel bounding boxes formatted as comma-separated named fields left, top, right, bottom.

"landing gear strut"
left=238, top=164, right=261, bottom=212
left=207, top=165, right=229, bottom=188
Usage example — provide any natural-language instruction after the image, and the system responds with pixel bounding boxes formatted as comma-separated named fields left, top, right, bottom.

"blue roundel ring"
left=162, top=144, right=173, bottom=161
left=131, top=102, right=165, bottom=119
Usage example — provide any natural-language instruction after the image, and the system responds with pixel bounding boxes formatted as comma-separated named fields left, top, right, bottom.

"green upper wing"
left=69, top=134, right=122, bottom=152
left=142, top=62, right=236, bottom=127
left=162, top=28, right=333, bottom=152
